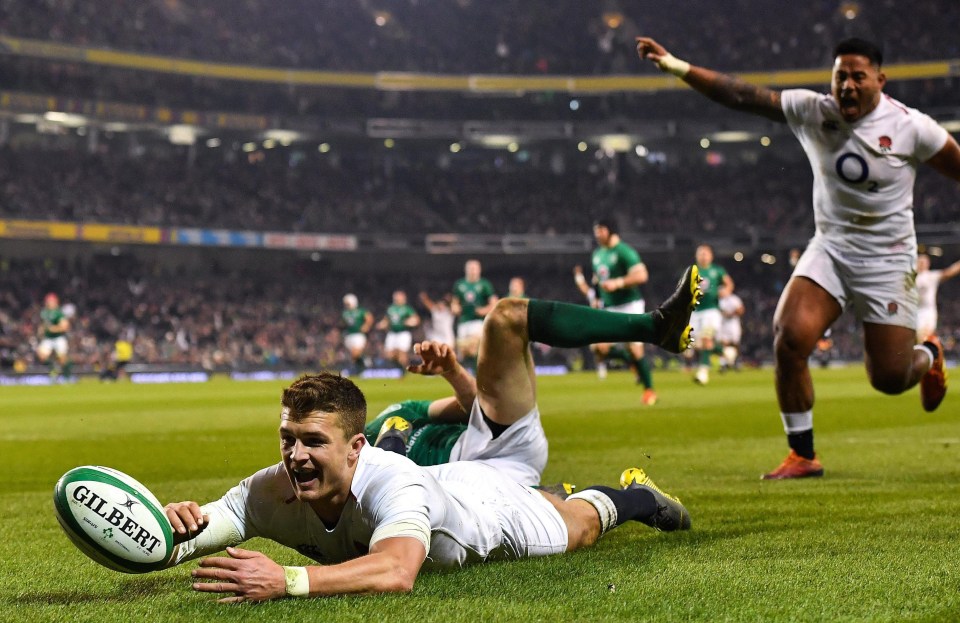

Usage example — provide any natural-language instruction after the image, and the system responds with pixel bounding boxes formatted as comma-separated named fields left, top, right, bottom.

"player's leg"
left=544, top=467, right=690, bottom=552
left=764, top=276, right=840, bottom=479
left=592, top=342, right=611, bottom=379
left=628, top=342, right=657, bottom=405
left=863, top=323, right=945, bottom=411
left=475, top=299, right=538, bottom=427
left=525, top=265, right=701, bottom=354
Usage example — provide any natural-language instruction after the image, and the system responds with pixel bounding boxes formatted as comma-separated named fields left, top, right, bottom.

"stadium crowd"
left=2, top=253, right=957, bottom=377
left=1, top=1, right=958, bottom=122
left=1, top=143, right=957, bottom=236
left=2, top=0, right=956, bottom=73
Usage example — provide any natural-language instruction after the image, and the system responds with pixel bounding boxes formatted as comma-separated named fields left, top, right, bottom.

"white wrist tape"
left=575, top=274, right=587, bottom=286
left=283, top=566, right=310, bottom=597
left=658, top=54, right=690, bottom=78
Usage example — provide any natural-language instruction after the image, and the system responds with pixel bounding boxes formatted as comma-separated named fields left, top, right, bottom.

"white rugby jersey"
left=915, top=269, right=942, bottom=311
left=781, top=90, right=948, bottom=257
left=718, top=293, right=744, bottom=318
left=175, top=444, right=558, bottom=569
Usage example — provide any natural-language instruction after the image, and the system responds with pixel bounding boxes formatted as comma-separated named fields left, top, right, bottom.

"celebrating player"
left=418, top=291, right=456, bottom=348
left=376, top=290, right=420, bottom=373
left=162, top=266, right=701, bottom=601
left=915, top=253, right=960, bottom=341
left=573, top=219, right=658, bottom=405
left=36, top=292, right=72, bottom=381
left=636, top=36, right=960, bottom=479
left=689, top=245, right=734, bottom=385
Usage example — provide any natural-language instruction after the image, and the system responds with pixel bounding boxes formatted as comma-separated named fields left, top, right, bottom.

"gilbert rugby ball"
left=54, top=466, right=174, bottom=574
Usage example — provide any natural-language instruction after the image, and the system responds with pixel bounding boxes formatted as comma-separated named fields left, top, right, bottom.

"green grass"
left=1, top=368, right=958, bottom=622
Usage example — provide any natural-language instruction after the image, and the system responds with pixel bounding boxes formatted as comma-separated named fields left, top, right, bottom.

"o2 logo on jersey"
left=835, top=153, right=879, bottom=192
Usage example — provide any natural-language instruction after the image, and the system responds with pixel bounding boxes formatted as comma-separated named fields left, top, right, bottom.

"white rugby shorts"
left=344, top=332, right=368, bottom=352
left=456, top=319, right=484, bottom=342
left=449, top=399, right=548, bottom=487
left=793, top=237, right=918, bottom=328
left=37, top=336, right=68, bottom=358
left=690, top=308, right=722, bottom=341
left=384, top=330, right=413, bottom=353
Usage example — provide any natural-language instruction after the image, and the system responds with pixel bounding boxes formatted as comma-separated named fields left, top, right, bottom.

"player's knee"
left=868, top=368, right=910, bottom=395
left=773, top=322, right=813, bottom=361
left=485, top=298, right=527, bottom=336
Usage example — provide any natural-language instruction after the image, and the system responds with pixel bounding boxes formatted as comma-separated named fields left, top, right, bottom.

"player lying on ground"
left=163, top=267, right=700, bottom=601
left=367, top=264, right=704, bottom=483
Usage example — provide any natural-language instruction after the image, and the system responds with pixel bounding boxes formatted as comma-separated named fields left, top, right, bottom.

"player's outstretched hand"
left=164, top=501, right=209, bottom=544
left=635, top=37, right=670, bottom=66
left=408, top=340, right=457, bottom=376
left=192, top=547, right=287, bottom=603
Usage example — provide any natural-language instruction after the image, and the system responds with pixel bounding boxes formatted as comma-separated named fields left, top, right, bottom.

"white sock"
left=913, top=344, right=934, bottom=369
left=567, top=489, right=617, bottom=536
left=780, top=410, right=813, bottom=435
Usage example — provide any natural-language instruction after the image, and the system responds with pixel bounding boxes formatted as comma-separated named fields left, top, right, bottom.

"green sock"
left=698, top=350, right=711, bottom=366
left=636, top=356, right=654, bottom=389
left=62, top=361, right=73, bottom=378
left=527, top=300, right=657, bottom=348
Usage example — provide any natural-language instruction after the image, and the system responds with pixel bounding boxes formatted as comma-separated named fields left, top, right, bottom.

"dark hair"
left=833, top=38, right=883, bottom=67
left=281, top=372, right=367, bottom=438
left=593, top=218, right=618, bottom=234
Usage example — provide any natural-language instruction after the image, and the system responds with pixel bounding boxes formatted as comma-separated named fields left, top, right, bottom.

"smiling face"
left=280, top=409, right=364, bottom=512
left=831, top=53, right=886, bottom=123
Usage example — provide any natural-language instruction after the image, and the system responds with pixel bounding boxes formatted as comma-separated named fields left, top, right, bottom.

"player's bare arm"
left=193, top=537, right=425, bottom=601
left=636, top=36, right=786, bottom=123
left=924, top=134, right=960, bottom=182
left=720, top=274, right=735, bottom=298
left=476, top=295, right=500, bottom=317
left=572, top=265, right=593, bottom=297
left=602, top=263, right=649, bottom=292
left=939, top=258, right=960, bottom=282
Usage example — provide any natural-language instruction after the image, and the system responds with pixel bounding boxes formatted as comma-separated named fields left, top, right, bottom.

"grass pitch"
left=1, top=367, right=958, bottom=622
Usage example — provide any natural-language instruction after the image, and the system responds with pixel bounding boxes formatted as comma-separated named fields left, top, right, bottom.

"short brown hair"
left=281, top=373, right=367, bottom=438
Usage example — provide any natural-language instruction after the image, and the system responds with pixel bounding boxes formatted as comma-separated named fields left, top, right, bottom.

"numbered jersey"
left=342, top=307, right=369, bottom=334
left=781, top=90, right=948, bottom=257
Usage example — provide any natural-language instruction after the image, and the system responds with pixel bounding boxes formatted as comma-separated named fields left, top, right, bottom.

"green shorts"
left=365, top=400, right=467, bottom=467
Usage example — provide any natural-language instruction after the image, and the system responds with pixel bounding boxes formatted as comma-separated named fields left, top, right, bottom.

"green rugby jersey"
left=591, top=241, right=644, bottom=308
left=40, top=307, right=67, bottom=338
left=696, top=264, right=729, bottom=311
left=385, top=303, right=417, bottom=332
left=452, top=278, right=496, bottom=322
left=364, top=400, right=466, bottom=466
left=342, top=307, right=369, bottom=333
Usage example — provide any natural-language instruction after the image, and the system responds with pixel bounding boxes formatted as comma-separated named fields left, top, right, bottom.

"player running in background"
left=915, top=253, right=960, bottom=341
left=162, top=266, right=700, bottom=602
left=689, top=245, right=734, bottom=385
left=451, top=259, right=497, bottom=370
left=718, top=291, right=746, bottom=372
left=637, top=36, right=960, bottom=479
left=341, top=294, right=374, bottom=375
left=419, top=291, right=456, bottom=348
left=36, top=292, right=72, bottom=381
left=574, top=218, right=658, bottom=405
left=376, top=290, right=420, bottom=374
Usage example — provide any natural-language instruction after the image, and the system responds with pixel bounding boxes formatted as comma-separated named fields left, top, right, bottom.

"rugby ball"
left=53, top=466, right=174, bottom=574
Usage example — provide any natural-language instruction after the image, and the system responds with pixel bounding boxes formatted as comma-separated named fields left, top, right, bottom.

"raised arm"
left=636, top=37, right=787, bottom=123
left=407, top=340, right=477, bottom=419
left=939, top=258, right=960, bottom=282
